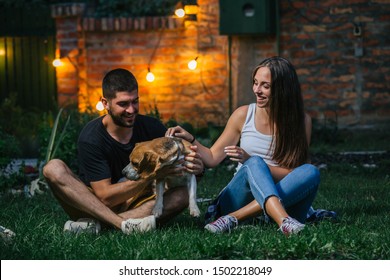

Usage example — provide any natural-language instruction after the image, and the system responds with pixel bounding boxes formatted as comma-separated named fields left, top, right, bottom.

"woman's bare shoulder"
left=226, top=105, right=250, bottom=131
left=231, top=105, right=250, bottom=119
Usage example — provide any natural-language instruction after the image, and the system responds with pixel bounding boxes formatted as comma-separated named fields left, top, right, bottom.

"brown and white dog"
left=122, top=136, right=200, bottom=218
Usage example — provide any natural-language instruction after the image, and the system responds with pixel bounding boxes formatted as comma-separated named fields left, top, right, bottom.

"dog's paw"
left=152, top=206, right=163, bottom=218
left=189, top=205, right=201, bottom=217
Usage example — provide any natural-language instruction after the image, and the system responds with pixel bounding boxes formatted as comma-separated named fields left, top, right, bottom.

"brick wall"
left=52, top=0, right=390, bottom=128
left=280, top=0, right=390, bottom=127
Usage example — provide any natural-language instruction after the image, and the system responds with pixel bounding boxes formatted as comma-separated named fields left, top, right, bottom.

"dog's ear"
left=175, top=138, right=192, bottom=156
left=134, top=142, right=141, bottom=147
left=154, top=138, right=176, bottom=161
left=138, top=151, right=159, bottom=178
left=183, top=142, right=192, bottom=155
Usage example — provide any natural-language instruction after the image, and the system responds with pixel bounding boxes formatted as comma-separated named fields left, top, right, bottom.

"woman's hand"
left=151, top=149, right=204, bottom=178
left=165, top=126, right=194, bottom=143
left=184, top=145, right=204, bottom=176
left=224, top=146, right=250, bottom=163
left=166, top=126, right=204, bottom=175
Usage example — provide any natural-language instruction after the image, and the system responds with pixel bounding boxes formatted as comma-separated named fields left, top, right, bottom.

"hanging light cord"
left=148, top=26, right=165, bottom=69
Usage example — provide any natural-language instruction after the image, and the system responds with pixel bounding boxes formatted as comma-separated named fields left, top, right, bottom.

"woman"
left=166, top=56, right=320, bottom=236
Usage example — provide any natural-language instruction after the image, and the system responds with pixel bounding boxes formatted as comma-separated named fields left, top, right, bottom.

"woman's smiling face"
left=253, top=66, right=271, bottom=109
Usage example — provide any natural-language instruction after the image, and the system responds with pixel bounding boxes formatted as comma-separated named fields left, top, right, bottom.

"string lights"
left=146, top=67, right=155, bottom=82
left=174, top=1, right=198, bottom=21
left=145, top=25, right=165, bottom=83
left=188, top=56, right=198, bottom=70
left=52, top=58, right=63, bottom=67
left=175, top=7, right=185, bottom=18
left=176, top=1, right=199, bottom=71
left=52, top=47, right=63, bottom=67
left=52, top=1, right=201, bottom=112
left=96, top=100, right=104, bottom=111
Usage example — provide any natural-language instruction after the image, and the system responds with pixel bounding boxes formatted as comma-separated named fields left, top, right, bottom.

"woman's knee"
left=302, top=164, right=320, bottom=187
left=244, top=156, right=267, bottom=169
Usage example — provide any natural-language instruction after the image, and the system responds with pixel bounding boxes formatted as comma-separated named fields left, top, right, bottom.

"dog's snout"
left=122, top=163, right=140, bottom=181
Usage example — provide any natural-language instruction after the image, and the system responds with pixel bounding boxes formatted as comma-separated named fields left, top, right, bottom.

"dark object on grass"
left=306, top=208, right=338, bottom=224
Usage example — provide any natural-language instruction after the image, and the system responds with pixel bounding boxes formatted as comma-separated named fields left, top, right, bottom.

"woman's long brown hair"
left=252, top=57, right=308, bottom=168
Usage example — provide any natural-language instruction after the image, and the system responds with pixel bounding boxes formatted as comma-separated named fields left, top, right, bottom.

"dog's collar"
left=172, top=138, right=183, bottom=162
left=167, top=136, right=184, bottom=163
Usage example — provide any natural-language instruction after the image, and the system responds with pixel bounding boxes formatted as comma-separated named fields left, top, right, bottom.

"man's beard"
left=108, top=110, right=137, bottom=128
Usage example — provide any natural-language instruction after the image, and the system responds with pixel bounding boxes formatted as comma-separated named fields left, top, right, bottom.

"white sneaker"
left=0, top=225, right=16, bottom=242
left=64, top=218, right=101, bottom=234
left=279, top=216, right=305, bottom=236
left=121, top=215, right=156, bottom=234
left=204, top=215, right=238, bottom=234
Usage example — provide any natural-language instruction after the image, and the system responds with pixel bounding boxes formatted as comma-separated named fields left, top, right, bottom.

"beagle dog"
left=122, top=136, right=200, bottom=218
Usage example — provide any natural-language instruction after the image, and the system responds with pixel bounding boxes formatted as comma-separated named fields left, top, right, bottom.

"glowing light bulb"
left=96, top=100, right=104, bottom=111
left=146, top=71, right=155, bottom=82
left=52, top=58, right=63, bottom=67
left=175, top=8, right=185, bottom=18
left=188, top=59, right=198, bottom=70
left=188, top=57, right=198, bottom=70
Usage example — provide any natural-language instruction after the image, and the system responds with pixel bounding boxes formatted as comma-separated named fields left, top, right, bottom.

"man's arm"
left=90, top=177, right=153, bottom=209
left=90, top=162, right=185, bottom=209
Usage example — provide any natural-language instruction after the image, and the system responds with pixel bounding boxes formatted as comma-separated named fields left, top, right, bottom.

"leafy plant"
left=0, top=0, right=179, bottom=16
left=0, top=129, right=23, bottom=192
left=38, top=107, right=99, bottom=172
left=26, top=107, right=98, bottom=196
left=93, top=0, right=178, bottom=17
left=146, top=102, right=162, bottom=121
left=26, top=108, right=70, bottom=195
left=0, top=130, right=21, bottom=170
left=0, top=93, right=42, bottom=157
left=44, top=108, right=72, bottom=163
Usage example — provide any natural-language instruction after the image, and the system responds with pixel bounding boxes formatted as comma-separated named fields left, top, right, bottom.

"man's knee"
left=167, top=186, right=189, bottom=207
left=43, top=159, right=66, bottom=182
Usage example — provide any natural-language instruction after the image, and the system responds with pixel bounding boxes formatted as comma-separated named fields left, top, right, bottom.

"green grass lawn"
left=1, top=127, right=389, bottom=259
left=1, top=153, right=389, bottom=260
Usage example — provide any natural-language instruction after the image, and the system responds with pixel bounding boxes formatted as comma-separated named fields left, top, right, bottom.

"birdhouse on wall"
left=219, top=0, right=278, bottom=35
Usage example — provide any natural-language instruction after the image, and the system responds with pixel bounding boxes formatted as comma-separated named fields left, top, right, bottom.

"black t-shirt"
left=78, top=114, right=167, bottom=186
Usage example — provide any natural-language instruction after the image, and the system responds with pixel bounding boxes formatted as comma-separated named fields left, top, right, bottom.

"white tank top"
left=236, top=103, right=278, bottom=172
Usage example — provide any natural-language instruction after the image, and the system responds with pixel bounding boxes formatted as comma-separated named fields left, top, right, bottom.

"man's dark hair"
left=102, top=68, right=138, bottom=100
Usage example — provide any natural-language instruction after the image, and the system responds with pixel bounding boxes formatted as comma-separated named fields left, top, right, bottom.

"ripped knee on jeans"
left=263, top=195, right=283, bottom=217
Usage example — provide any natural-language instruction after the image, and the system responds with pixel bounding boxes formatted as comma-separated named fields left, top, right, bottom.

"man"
left=43, top=68, right=204, bottom=234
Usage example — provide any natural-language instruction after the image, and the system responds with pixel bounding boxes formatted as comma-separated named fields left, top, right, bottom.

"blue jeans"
left=218, top=156, right=320, bottom=223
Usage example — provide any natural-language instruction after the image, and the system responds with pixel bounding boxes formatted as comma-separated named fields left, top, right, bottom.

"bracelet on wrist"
left=189, top=135, right=196, bottom=144
left=196, top=167, right=206, bottom=178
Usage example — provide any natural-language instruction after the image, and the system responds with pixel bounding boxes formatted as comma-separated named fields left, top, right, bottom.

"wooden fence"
left=0, top=6, right=57, bottom=111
